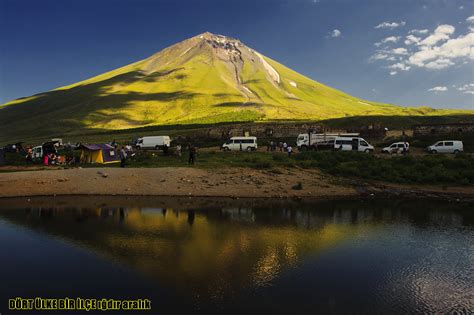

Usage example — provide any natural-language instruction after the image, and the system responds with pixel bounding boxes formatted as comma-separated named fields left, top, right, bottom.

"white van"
left=135, top=136, right=171, bottom=150
left=222, top=137, right=257, bottom=151
left=334, top=137, right=374, bottom=153
left=296, top=133, right=359, bottom=150
left=427, top=140, right=463, bottom=154
left=382, top=142, right=409, bottom=154
left=32, top=146, right=43, bottom=159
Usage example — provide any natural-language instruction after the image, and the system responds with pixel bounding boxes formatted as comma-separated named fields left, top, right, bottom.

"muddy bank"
left=0, top=167, right=472, bottom=201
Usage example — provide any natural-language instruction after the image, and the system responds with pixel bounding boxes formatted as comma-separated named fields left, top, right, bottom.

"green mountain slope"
left=0, top=32, right=471, bottom=141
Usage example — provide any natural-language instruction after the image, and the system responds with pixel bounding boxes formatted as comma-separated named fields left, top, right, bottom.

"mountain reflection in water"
left=0, top=197, right=472, bottom=314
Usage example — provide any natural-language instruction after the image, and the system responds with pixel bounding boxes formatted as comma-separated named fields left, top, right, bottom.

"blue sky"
left=0, top=0, right=473, bottom=109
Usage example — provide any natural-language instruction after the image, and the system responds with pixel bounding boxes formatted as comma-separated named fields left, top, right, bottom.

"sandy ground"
left=0, top=166, right=473, bottom=200
left=0, top=167, right=356, bottom=199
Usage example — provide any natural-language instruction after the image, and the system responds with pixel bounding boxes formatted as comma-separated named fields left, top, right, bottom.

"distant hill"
left=0, top=32, right=472, bottom=142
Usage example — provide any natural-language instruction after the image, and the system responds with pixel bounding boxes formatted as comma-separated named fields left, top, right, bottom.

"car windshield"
left=435, top=142, right=443, bottom=146
left=360, top=140, right=368, bottom=146
left=298, top=136, right=305, bottom=141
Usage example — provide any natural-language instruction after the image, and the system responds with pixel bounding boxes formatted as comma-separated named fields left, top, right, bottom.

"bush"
left=295, top=151, right=474, bottom=185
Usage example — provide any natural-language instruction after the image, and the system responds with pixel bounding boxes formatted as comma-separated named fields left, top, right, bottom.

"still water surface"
left=0, top=197, right=472, bottom=314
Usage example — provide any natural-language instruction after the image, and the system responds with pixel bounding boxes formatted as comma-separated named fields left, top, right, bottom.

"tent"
left=77, top=144, right=120, bottom=164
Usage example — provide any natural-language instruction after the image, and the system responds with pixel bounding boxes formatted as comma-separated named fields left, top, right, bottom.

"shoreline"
left=0, top=167, right=472, bottom=202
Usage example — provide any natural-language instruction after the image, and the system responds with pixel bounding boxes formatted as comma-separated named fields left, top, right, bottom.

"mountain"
left=0, top=32, right=470, bottom=141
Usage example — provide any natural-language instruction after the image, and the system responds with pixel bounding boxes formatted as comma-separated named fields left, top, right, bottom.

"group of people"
left=115, top=141, right=136, bottom=168
left=267, top=141, right=293, bottom=156
left=42, top=152, right=60, bottom=166
left=118, top=142, right=197, bottom=168
left=24, top=146, right=62, bottom=166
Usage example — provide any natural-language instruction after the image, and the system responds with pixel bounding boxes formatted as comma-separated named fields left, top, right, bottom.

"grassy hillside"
left=0, top=32, right=471, bottom=144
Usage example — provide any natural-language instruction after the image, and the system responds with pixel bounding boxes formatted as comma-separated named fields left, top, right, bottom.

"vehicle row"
left=118, top=135, right=466, bottom=155
left=296, top=133, right=463, bottom=154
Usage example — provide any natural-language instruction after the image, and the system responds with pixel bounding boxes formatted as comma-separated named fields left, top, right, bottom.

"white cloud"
left=428, top=86, right=448, bottom=92
left=330, top=29, right=341, bottom=38
left=404, top=35, right=420, bottom=45
left=467, top=16, right=474, bottom=23
left=392, top=47, right=408, bottom=55
left=409, top=29, right=429, bottom=35
left=457, top=83, right=474, bottom=94
left=408, top=32, right=474, bottom=68
left=370, top=22, right=474, bottom=74
left=375, top=21, right=406, bottom=29
left=424, top=58, right=455, bottom=69
left=374, top=36, right=401, bottom=47
left=419, top=24, right=455, bottom=47
left=383, top=36, right=400, bottom=43
left=369, top=52, right=389, bottom=61
left=389, top=71, right=397, bottom=75
left=459, top=5, right=464, bottom=10
left=388, top=62, right=411, bottom=71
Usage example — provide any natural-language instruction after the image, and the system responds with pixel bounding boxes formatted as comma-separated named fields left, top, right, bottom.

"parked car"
left=3, top=142, right=24, bottom=153
left=382, top=142, right=409, bottom=154
left=334, top=137, right=374, bottom=153
left=222, top=137, right=258, bottom=151
left=135, top=136, right=171, bottom=150
left=31, top=140, right=61, bottom=160
left=427, top=140, right=463, bottom=154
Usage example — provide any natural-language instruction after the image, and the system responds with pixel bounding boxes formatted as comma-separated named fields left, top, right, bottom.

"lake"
left=0, top=197, right=472, bottom=314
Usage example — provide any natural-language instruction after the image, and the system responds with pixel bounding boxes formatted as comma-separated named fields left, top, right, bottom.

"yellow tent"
left=78, top=144, right=120, bottom=164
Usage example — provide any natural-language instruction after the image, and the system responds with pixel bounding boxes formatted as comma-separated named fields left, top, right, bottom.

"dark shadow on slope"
left=242, top=79, right=260, bottom=84
left=317, top=114, right=474, bottom=129
left=213, top=102, right=262, bottom=108
left=0, top=69, right=200, bottom=140
left=68, top=114, right=474, bottom=139
left=2, top=113, right=473, bottom=145
left=212, top=93, right=242, bottom=98
left=143, top=68, right=185, bottom=82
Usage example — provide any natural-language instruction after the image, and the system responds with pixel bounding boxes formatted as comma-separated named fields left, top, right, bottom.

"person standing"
left=120, top=146, right=127, bottom=168
left=283, top=142, right=288, bottom=152
left=188, top=145, right=196, bottom=165
left=176, top=144, right=182, bottom=157
left=287, top=145, right=293, bottom=157
left=43, top=153, right=49, bottom=166
left=26, top=147, right=33, bottom=164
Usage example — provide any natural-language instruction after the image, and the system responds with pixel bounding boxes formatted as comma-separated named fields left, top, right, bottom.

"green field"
left=4, top=148, right=474, bottom=186
left=1, top=32, right=472, bottom=144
